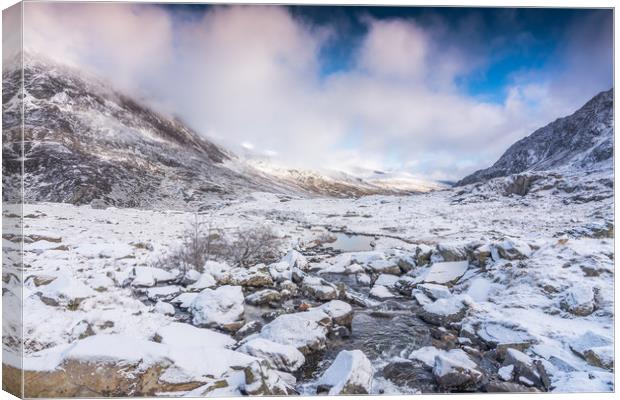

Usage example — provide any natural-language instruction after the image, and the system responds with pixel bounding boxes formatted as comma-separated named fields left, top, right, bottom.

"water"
left=323, top=233, right=376, bottom=252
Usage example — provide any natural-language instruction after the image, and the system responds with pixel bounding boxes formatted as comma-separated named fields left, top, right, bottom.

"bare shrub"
left=155, top=214, right=283, bottom=273
left=226, top=225, right=283, bottom=267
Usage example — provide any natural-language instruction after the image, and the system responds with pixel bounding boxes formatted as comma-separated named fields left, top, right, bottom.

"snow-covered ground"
left=2, top=169, right=614, bottom=395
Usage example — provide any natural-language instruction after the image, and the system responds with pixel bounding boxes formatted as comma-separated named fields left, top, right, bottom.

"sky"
left=21, top=3, right=613, bottom=181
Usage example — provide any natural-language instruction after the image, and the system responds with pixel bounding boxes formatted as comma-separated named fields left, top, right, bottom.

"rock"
left=374, top=274, right=400, bottom=289
left=279, top=280, right=298, bottom=295
left=187, top=272, right=217, bottom=290
left=301, top=276, right=338, bottom=301
left=396, top=256, right=416, bottom=273
left=242, top=360, right=297, bottom=395
left=190, top=285, right=245, bottom=331
left=420, top=296, right=468, bottom=326
left=90, top=199, right=108, bottom=209
left=412, top=289, right=433, bottom=306
left=36, top=274, right=95, bottom=309
left=498, top=364, right=514, bottom=381
left=369, top=285, right=395, bottom=299
left=245, top=289, right=282, bottom=306
left=382, top=360, right=436, bottom=392
left=281, top=249, right=309, bottom=271
left=367, top=259, right=401, bottom=275
left=432, top=349, right=483, bottom=390
left=503, top=348, right=544, bottom=388
left=497, top=239, right=531, bottom=260
left=318, top=300, right=353, bottom=327
left=234, top=320, right=263, bottom=341
left=153, top=301, right=175, bottom=316
left=436, top=243, right=468, bottom=262
left=394, top=275, right=418, bottom=295
left=472, top=244, right=493, bottom=268
left=257, top=313, right=328, bottom=354
left=316, top=350, right=373, bottom=395
left=145, top=285, right=182, bottom=302
left=238, top=338, right=305, bottom=372
left=569, top=331, right=613, bottom=370
left=269, top=250, right=307, bottom=282
left=203, top=260, right=232, bottom=284
left=421, top=261, right=469, bottom=286
left=484, top=380, right=540, bottom=392
left=131, top=267, right=177, bottom=288
left=356, top=273, right=371, bottom=286
left=560, top=285, right=596, bottom=316
left=476, top=323, right=534, bottom=357
left=418, top=283, right=451, bottom=300
left=416, top=244, right=433, bottom=266
left=230, top=265, right=274, bottom=288
left=170, top=292, right=199, bottom=309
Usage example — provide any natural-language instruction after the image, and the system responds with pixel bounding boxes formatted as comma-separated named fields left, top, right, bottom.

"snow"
left=421, top=261, right=469, bottom=285
left=238, top=338, right=305, bottom=372
left=189, top=285, right=245, bottom=328
left=34, top=273, right=95, bottom=306
left=422, top=296, right=466, bottom=317
left=433, top=349, right=481, bottom=379
left=153, top=301, right=175, bottom=315
left=374, top=274, right=400, bottom=289
left=156, top=322, right=235, bottom=349
left=418, top=283, right=451, bottom=300
left=187, top=272, right=216, bottom=290
left=316, top=350, right=373, bottom=395
left=369, top=285, right=395, bottom=299
left=498, top=364, right=514, bottom=381
left=131, top=266, right=177, bottom=287
left=257, top=313, right=327, bottom=353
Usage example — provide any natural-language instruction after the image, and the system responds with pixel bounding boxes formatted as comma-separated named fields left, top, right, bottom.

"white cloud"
left=21, top=4, right=612, bottom=181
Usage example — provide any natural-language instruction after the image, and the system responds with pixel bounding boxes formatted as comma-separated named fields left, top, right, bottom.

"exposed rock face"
left=432, top=349, right=483, bottom=390
left=457, top=89, right=613, bottom=186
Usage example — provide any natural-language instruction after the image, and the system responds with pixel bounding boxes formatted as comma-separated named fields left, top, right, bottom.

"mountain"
left=2, top=54, right=440, bottom=209
left=457, top=89, right=613, bottom=186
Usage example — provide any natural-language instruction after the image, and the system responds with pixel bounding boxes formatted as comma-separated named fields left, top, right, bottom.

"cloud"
left=21, top=4, right=613, bottom=181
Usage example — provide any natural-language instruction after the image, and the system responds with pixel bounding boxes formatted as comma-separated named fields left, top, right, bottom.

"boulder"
left=420, top=296, right=468, bottom=326
left=257, top=313, right=328, bottom=354
left=367, top=259, right=401, bottom=275
left=382, top=360, right=436, bottom=392
left=369, top=285, right=395, bottom=299
left=238, top=338, right=305, bottom=372
left=301, top=276, right=338, bottom=301
left=245, top=289, right=282, bottom=306
left=418, top=283, right=452, bottom=300
left=318, top=300, right=353, bottom=327
left=569, top=331, right=613, bottom=370
left=230, top=265, right=274, bottom=288
left=234, top=320, right=263, bottom=341
left=421, top=261, right=469, bottom=286
left=415, top=244, right=433, bottom=266
left=503, top=348, right=544, bottom=388
left=131, top=267, right=177, bottom=288
left=190, top=285, right=245, bottom=331
left=242, top=360, right=297, bottom=395
left=187, top=272, right=217, bottom=290
left=436, top=243, right=468, bottom=262
left=476, top=323, right=535, bottom=357
left=497, top=239, right=531, bottom=260
left=153, top=301, right=175, bottom=316
left=36, top=274, right=95, bottom=309
left=145, top=285, right=182, bottom=302
left=560, top=285, right=596, bottom=316
left=156, top=322, right=235, bottom=349
left=374, top=274, right=400, bottom=289
left=433, top=349, right=483, bottom=390
left=316, top=350, right=373, bottom=395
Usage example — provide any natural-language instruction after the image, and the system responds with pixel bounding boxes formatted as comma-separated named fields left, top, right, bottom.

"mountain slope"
left=2, top=54, right=441, bottom=209
left=457, top=89, right=613, bottom=186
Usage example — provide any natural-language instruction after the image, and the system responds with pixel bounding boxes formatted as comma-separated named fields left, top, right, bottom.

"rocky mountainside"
left=457, top=89, right=613, bottom=186
left=2, top=54, right=436, bottom=210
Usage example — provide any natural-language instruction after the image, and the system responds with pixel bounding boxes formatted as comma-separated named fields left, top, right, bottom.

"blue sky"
left=25, top=4, right=613, bottom=180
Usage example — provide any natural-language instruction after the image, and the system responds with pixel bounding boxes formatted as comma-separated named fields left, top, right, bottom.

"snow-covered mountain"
left=457, top=89, right=613, bottom=186
left=2, top=54, right=441, bottom=209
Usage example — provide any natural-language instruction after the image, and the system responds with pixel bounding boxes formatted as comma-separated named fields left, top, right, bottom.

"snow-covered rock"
left=156, top=322, right=235, bottom=349
left=318, top=300, right=353, bottom=327
left=245, top=289, right=282, bottom=306
left=153, top=301, right=175, bottom=316
left=497, top=239, right=532, bottom=260
left=560, top=285, right=596, bottom=316
left=421, top=261, right=469, bottom=286
left=145, top=285, right=182, bottom=301
left=230, top=265, right=274, bottom=287
left=130, top=267, right=177, bottom=287
left=257, top=313, right=328, bottom=354
left=369, top=285, right=395, bottom=299
left=187, top=272, right=217, bottom=290
left=190, top=285, right=245, bottom=331
left=367, top=259, right=401, bottom=275
left=35, top=274, right=95, bottom=308
left=476, top=323, right=535, bottom=356
left=433, top=349, right=483, bottom=389
left=238, top=338, right=305, bottom=372
left=569, top=331, right=613, bottom=370
left=420, top=296, right=468, bottom=326
left=374, top=273, right=400, bottom=289
left=316, top=350, right=373, bottom=395
left=418, top=283, right=452, bottom=300
left=301, top=276, right=338, bottom=301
